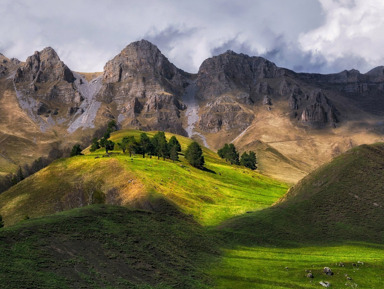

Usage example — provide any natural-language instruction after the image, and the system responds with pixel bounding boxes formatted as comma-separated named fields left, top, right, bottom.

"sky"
left=1, top=0, right=384, bottom=74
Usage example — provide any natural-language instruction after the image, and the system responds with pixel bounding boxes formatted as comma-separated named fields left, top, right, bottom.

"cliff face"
left=98, top=40, right=189, bottom=135
left=2, top=39, right=384, bottom=180
left=13, top=47, right=83, bottom=123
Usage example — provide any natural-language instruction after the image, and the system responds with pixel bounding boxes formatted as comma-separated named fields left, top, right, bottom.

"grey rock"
left=323, top=267, right=334, bottom=276
left=319, top=281, right=331, bottom=287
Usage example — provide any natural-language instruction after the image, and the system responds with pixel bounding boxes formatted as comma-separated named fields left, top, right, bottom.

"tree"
left=0, top=215, right=3, bottom=228
left=240, top=151, right=257, bottom=170
left=16, top=166, right=24, bottom=182
left=140, top=133, right=153, bottom=158
left=99, top=137, right=107, bottom=148
left=105, top=140, right=115, bottom=154
left=90, top=138, right=100, bottom=152
left=120, top=136, right=137, bottom=157
left=168, top=136, right=181, bottom=152
left=170, top=145, right=179, bottom=162
left=218, top=143, right=230, bottom=160
left=185, top=141, right=204, bottom=168
left=107, top=120, right=118, bottom=132
left=152, top=132, right=169, bottom=160
left=70, top=144, right=83, bottom=156
left=218, top=143, right=239, bottom=165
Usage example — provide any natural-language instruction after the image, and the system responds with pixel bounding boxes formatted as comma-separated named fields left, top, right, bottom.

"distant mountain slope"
left=1, top=40, right=384, bottom=183
left=220, top=143, right=384, bottom=244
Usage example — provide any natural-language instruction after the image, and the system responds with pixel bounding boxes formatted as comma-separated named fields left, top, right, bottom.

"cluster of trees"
left=90, top=129, right=205, bottom=169
left=91, top=131, right=183, bottom=161
left=0, top=147, right=67, bottom=194
left=218, top=143, right=257, bottom=170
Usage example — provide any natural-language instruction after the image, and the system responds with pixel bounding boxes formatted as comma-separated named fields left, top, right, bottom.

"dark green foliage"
left=70, top=144, right=83, bottom=157
left=99, top=137, right=107, bottom=148
left=240, top=151, right=257, bottom=170
left=0, top=215, right=3, bottom=228
left=140, top=133, right=154, bottom=158
left=120, top=136, right=137, bottom=156
left=170, top=145, right=179, bottom=162
left=152, top=132, right=170, bottom=160
left=105, top=140, right=115, bottom=154
left=218, top=143, right=239, bottom=165
left=185, top=142, right=204, bottom=168
left=90, top=138, right=100, bottom=152
left=107, top=120, right=118, bottom=132
left=169, top=136, right=181, bottom=152
left=16, top=167, right=24, bottom=182
left=103, top=131, right=111, bottom=140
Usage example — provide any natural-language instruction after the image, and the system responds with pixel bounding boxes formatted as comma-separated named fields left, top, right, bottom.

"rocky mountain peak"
left=103, top=39, right=183, bottom=86
left=196, top=50, right=280, bottom=100
left=14, top=47, right=74, bottom=84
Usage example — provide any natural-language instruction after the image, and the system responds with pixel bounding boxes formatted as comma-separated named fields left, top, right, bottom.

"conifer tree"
left=140, top=133, right=153, bottom=158
left=70, top=144, right=83, bottom=156
left=185, top=141, right=204, bottom=168
left=170, top=145, right=179, bottom=162
left=90, top=138, right=100, bottom=152
left=169, top=136, right=181, bottom=152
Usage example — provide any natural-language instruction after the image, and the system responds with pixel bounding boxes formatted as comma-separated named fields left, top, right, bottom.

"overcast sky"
left=1, top=0, right=383, bottom=74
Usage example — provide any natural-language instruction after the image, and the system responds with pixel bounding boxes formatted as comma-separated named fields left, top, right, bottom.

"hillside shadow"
left=211, top=203, right=384, bottom=249
left=201, top=167, right=216, bottom=174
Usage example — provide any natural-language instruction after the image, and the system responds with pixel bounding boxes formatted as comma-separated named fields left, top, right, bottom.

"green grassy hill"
left=0, top=204, right=218, bottom=289
left=0, top=129, right=287, bottom=227
left=2, top=133, right=384, bottom=288
left=212, top=143, right=384, bottom=288
left=221, top=142, right=384, bottom=245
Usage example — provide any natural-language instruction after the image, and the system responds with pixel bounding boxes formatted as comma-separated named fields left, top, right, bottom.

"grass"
left=1, top=132, right=384, bottom=288
left=0, top=205, right=218, bottom=289
left=211, top=243, right=384, bottom=288
left=209, top=142, right=384, bottom=288
left=0, top=129, right=288, bottom=226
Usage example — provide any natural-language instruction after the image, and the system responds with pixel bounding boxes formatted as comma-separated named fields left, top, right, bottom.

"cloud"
left=2, top=0, right=382, bottom=74
left=299, top=0, right=384, bottom=73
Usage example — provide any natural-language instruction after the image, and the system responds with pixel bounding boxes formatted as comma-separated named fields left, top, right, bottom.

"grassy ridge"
left=211, top=143, right=384, bottom=288
left=0, top=129, right=288, bottom=226
left=2, top=132, right=384, bottom=288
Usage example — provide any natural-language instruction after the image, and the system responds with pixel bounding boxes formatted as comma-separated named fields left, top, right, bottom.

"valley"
left=1, top=129, right=384, bottom=288
left=1, top=40, right=384, bottom=288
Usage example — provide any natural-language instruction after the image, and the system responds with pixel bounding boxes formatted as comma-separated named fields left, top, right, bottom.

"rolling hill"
left=1, top=134, right=384, bottom=288
left=212, top=143, right=384, bottom=288
left=0, top=130, right=287, bottom=227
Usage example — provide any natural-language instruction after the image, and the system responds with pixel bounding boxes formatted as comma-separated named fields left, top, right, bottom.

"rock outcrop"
left=196, top=50, right=281, bottom=103
left=14, top=47, right=81, bottom=111
left=98, top=40, right=189, bottom=135
left=15, top=47, right=74, bottom=83
left=198, top=95, right=254, bottom=133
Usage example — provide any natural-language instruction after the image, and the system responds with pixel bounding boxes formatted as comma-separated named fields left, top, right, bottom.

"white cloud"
left=299, top=0, right=384, bottom=72
left=4, top=0, right=384, bottom=74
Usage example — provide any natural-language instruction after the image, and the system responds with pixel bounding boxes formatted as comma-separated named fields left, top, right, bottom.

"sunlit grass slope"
left=211, top=243, right=384, bottom=289
left=0, top=129, right=288, bottom=226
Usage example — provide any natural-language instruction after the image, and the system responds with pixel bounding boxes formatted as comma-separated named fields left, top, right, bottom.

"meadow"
left=1, top=130, right=384, bottom=288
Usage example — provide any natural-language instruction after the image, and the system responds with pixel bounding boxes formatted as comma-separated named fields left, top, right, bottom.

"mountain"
left=1, top=40, right=384, bottom=183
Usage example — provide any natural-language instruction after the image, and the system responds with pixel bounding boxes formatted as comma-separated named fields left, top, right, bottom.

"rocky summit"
left=1, top=39, right=384, bottom=182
